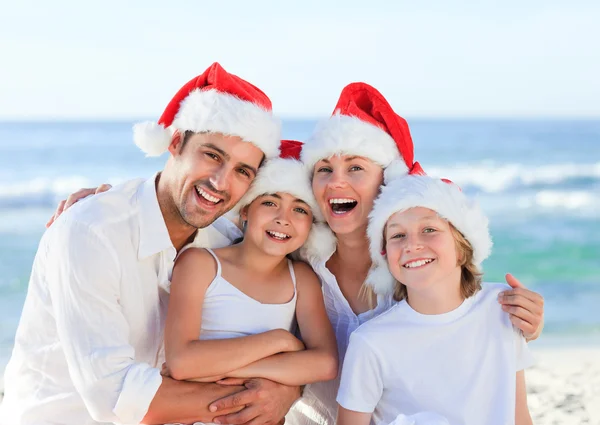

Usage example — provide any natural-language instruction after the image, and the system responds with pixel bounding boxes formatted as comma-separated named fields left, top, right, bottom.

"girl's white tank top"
left=199, top=248, right=298, bottom=340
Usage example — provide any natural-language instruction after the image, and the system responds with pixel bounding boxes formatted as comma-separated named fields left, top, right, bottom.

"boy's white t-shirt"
left=337, top=282, right=534, bottom=425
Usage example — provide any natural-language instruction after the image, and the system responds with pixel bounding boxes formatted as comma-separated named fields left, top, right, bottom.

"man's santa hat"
left=133, top=62, right=281, bottom=159
left=301, top=82, right=423, bottom=175
left=234, top=140, right=337, bottom=264
left=366, top=174, right=493, bottom=296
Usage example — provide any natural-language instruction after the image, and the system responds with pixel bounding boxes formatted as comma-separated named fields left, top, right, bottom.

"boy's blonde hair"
left=361, top=222, right=483, bottom=307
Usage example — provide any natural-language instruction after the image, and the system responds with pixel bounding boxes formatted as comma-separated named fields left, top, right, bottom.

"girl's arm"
left=515, top=370, right=533, bottom=425
left=337, top=406, right=372, bottom=425
left=164, top=248, right=305, bottom=381
left=224, top=262, right=339, bottom=386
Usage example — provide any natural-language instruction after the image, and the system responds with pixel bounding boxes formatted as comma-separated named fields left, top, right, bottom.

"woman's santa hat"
left=133, top=62, right=281, bottom=159
left=234, top=140, right=337, bottom=263
left=301, top=82, right=423, bottom=176
left=366, top=174, right=493, bottom=296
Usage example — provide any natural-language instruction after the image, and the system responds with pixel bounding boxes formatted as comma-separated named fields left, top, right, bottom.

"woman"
left=287, top=82, right=543, bottom=425
left=50, top=83, right=544, bottom=425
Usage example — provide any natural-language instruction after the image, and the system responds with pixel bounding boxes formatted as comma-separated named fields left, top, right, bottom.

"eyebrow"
left=204, top=143, right=258, bottom=176
left=319, top=155, right=364, bottom=164
left=265, top=193, right=309, bottom=206
left=387, top=215, right=439, bottom=228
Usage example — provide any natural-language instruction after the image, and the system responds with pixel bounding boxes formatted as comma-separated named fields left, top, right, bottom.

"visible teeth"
left=196, top=186, right=220, bottom=203
left=404, top=259, right=434, bottom=268
left=329, top=198, right=356, bottom=204
left=267, top=230, right=290, bottom=240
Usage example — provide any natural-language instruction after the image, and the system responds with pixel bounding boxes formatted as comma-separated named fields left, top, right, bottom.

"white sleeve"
left=46, top=220, right=162, bottom=424
left=336, top=331, right=384, bottom=413
left=513, top=325, right=535, bottom=371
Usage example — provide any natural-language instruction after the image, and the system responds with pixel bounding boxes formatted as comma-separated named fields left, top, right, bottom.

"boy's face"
left=167, top=131, right=264, bottom=230
left=384, top=207, right=460, bottom=294
left=242, top=192, right=313, bottom=257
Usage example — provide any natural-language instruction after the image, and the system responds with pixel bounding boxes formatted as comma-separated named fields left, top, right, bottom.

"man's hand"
left=498, top=274, right=544, bottom=341
left=209, top=378, right=300, bottom=425
left=46, top=184, right=112, bottom=228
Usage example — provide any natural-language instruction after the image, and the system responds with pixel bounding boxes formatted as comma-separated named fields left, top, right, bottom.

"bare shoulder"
left=292, top=260, right=321, bottom=291
left=172, top=248, right=218, bottom=287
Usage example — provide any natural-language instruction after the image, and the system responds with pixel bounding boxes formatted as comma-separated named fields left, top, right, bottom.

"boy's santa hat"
left=366, top=175, right=493, bottom=296
left=235, top=140, right=337, bottom=263
left=301, top=82, right=423, bottom=176
left=133, top=62, right=281, bottom=159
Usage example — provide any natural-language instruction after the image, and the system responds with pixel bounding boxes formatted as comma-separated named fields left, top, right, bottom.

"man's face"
left=167, top=131, right=264, bottom=229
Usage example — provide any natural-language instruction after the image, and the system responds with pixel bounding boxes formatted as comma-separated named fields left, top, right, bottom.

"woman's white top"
left=286, top=258, right=394, bottom=425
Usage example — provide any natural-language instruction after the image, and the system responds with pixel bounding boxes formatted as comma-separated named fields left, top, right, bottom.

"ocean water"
left=1, top=119, right=599, bottom=370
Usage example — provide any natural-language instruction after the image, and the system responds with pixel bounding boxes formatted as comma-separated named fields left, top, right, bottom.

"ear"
left=240, top=205, right=249, bottom=223
left=167, top=130, right=183, bottom=156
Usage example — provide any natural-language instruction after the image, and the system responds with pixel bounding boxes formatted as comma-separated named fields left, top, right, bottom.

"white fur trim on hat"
left=302, top=113, right=400, bottom=171
left=295, top=222, right=337, bottom=265
left=134, top=89, right=281, bottom=158
left=383, top=159, right=410, bottom=183
left=234, top=158, right=321, bottom=221
left=366, top=175, right=493, bottom=295
left=232, top=158, right=337, bottom=264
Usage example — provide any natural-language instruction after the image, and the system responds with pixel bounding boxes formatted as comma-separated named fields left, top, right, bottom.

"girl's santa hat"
left=234, top=140, right=337, bottom=264
left=301, top=82, right=423, bottom=176
left=366, top=175, right=493, bottom=296
left=133, top=62, right=281, bottom=159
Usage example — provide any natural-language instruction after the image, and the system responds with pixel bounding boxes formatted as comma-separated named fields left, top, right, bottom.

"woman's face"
left=311, top=155, right=384, bottom=237
left=242, top=192, right=314, bottom=257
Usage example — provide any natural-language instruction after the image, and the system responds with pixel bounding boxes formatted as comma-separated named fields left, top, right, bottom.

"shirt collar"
left=137, top=173, right=175, bottom=260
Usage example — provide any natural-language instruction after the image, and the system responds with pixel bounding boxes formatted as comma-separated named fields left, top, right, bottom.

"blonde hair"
left=361, top=222, right=483, bottom=306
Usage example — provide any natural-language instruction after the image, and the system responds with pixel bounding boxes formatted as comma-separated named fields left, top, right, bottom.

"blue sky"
left=1, top=1, right=599, bottom=119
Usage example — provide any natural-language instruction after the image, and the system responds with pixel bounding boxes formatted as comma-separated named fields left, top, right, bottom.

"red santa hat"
left=234, top=140, right=336, bottom=263
left=301, top=82, right=423, bottom=176
left=133, top=62, right=281, bottom=159
left=366, top=175, right=493, bottom=296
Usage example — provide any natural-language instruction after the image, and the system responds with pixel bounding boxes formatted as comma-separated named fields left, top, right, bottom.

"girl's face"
left=384, top=207, right=460, bottom=294
left=242, top=192, right=313, bottom=257
left=311, top=155, right=383, bottom=237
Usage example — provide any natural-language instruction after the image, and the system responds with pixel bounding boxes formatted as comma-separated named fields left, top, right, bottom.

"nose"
left=209, top=165, right=231, bottom=192
left=275, top=209, right=291, bottom=227
left=403, top=234, right=424, bottom=253
left=326, top=169, right=349, bottom=189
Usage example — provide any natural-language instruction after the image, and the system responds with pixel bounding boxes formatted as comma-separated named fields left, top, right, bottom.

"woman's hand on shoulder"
left=46, top=184, right=112, bottom=228
left=498, top=274, right=544, bottom=341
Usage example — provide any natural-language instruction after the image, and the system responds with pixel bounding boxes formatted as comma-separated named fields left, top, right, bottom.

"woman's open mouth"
left=329, top=198, right=358, bottom=215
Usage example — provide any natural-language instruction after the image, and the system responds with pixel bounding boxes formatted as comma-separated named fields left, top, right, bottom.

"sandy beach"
left=1, top=345, right=599, bottom=423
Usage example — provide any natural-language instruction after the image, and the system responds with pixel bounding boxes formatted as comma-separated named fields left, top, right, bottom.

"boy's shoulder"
left=351, top=300, right=409, bottom=342
left=475, top=282, right=511, bottom=306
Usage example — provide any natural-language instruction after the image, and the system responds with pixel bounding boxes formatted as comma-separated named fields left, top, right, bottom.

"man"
left=0, top=63, right=300, bottom=425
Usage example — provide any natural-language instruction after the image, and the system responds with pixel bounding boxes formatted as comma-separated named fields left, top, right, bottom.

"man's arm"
left=46, top=220, right=243, bottom=424
left=142, top=378, right=245, bottom=424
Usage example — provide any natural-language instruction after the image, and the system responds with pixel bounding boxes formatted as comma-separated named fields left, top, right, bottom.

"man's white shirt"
left=0, top=176, right=240, bottom=425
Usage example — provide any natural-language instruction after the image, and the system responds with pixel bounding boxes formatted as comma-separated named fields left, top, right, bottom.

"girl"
left=163, top=140, right=338, bottom=424
left=336, top=172, right=533, bottom=425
